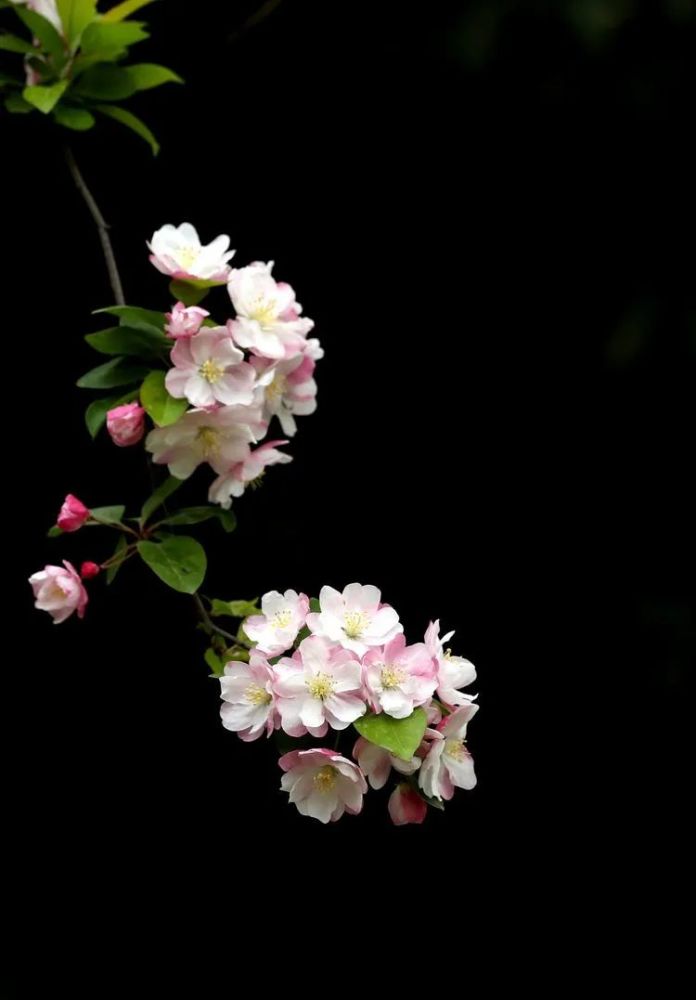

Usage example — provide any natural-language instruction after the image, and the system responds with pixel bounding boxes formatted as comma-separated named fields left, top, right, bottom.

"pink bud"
left=106, top=403, right=145, bottom=447
left=57, top=494, right=90, bottom=533
left=80, top=561, right=101, bottom=580
left=165, top=301, right=209, bottom=339
left=388, top=784, right=428, bottom=826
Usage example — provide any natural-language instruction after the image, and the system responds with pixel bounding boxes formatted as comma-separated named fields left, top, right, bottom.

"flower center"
left=272, top=610, right=293, bottom=628
left=380, top=664, right=405, bottom=690
left=176, top=246, right=199, bottom=270
left=245, top=683, right=271, bottom=707
left=307, top=673, right=335, bottom=700
left=265, top=373, right=287, bottom=402
left=249, top=298, right=278, bottom=327
left=445, top=739, right=468, bottom=762
left=344, top=610, right=370, bottom=639
left=199, top=358, right=225, bottom=384
left=313, top=765, right=337, bottom=793
left=47, top=582, right=68, bottom=600
left=196, top=426, right=219, bottom=457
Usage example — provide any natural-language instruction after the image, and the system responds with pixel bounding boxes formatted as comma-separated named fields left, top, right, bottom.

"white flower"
left=228, top=261, right=314, bottom=360
left=148, top=222, right=234, bottom=281
left=145, top=405, right=263, bottom=479
left=243, top=590, right=310, bottom=656
left=425, top=620, right=477, bottom=707
left=279, top=748, right=367, bottom=824
left=165, top=326, right=256, bottom=409
left=252, top=354, right=317, bottom=437
left=418, top=703, right=478, bottom=801
left=352, top=736, right=420, bottom=790
left=306, top=583, right=403, bottom=656
left=219, top=652, right=278, bottom=742
left=208, top=440, right=292, bottom=508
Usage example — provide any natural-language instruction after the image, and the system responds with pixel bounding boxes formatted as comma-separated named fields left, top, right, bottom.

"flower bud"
left=388, top=784, right=427, bottom=826
left=57, top=494, right=89, bottom=533
left=106, top=403, right=145, bottom=447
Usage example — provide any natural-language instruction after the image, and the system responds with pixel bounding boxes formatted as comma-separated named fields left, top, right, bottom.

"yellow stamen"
left=249, top=298, right=278, bottom=327
left=199, top=358, right=225, bottom=384
left=445, top=739, right=468, bottom=762
left=265, top=373, right=287, bottom=402
left=245, top=683, right=271, bottom=706
left=176, top=246, right=199, bottom=270
left=307, top=673, right=335, bottom=700
left=196, top=426, right=219, bottom=458
left=313, top=765, right=337, bottom=793
left=380, top=665, right=405, bottom=690
left=272, top=610, right=293, bottom=628
left=344, top=611, right=370, bottom=639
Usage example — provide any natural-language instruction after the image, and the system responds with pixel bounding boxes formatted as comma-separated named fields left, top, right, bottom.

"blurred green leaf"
left=53, top=104, right=95, bottom=129
left=156, top=506, right=237, bottom=532
left=106, top=534, right=127, bottom=584
left=95, top=102, right=159, bottom=153
left=56, top=0, right=97, bottom=47
left=0, top=33, right=34, bottom=53
left=168, top=279, right=210, bottom=307
left=138, top=534, right=206, bottom=594
left=23, top=81, right=69, bottom=114
left=210, top=599, right=260, bottom=619
left=85, top=324, right=168, bottom=357
left=90, top=504, right=125, bottom=524
left=141, top=476, right=183, bottom=523
left=5, top=93, right=34, bottom=113
left=75, top=62, right=136, bottom=99
left=76, top=357, right=149, bottom=389
left=102, top=0, right=158, bottom=22
left=353, top=708, right=427, bottom=762
left=47, top=525, right=63, bottom=538
left=13, top=7, right=66, bottom=62
left=80, top=20, right=148, bottom=54
left=126, top=62, right=182, bottom=91
left=93, top=305, right=165, bottom=332
left=205, top=646, right=225, bottom=677
left=140, top=370, right=187, bottom=426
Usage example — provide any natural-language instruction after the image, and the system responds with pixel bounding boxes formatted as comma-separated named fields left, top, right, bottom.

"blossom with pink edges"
left=219, top=652, right=278, bottom=742
left=352, top=736, right=420, bottom=790
left=274, top=635, right=366, bottom=738
left=57, top=494, right=89, bottom=533
left=165, top=302, right=209, bottom=339
left=148, top=223, right=234, bottom=281
left=146, top=404, right=263, bottom=479
left=106, top=403, right=145, bottom=447
left=425, top=619, right=477, bottom=707
left=363, top=634, right=437, bottom=718
left=208, top=439, right=291, bottom=508
left=418, top=702, right=479, bottom=801
left=243, top=589, right=310, bottom=656
left=227, top=261, right=314, bottom=360
left=28, top=560, right=88, bottom=624
left=279, top=748, right=367, bottom=824
left=306, top=583, right=403, bottom=656
left=252, top=353, right=318, bottom=437
left=165, top=326, right=256, bottom=409
left=388, top=784, right=428, bottom=826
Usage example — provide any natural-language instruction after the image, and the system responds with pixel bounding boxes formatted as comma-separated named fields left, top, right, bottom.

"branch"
left=192, top=594, right=238, bottom=644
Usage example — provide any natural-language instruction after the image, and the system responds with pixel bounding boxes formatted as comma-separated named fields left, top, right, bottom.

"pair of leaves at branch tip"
left=156, top=506, right=237, bottom=533
left=353, top=707, right=428, bottom=762
left=140, top=475, right=183, bottom=524
left=137, top=533, right=206, bottom=594
left=77, top=357, right=150, bottom=389
left=140, top=370, right=188, bottom=426
left=85, top=324, right=169, bottom=358
left=84, top=388, right=139, bottom=439
left=209, top=598, right=260, bottom=619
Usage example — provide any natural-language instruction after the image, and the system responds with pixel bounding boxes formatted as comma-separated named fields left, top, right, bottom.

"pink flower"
left=227, top=261, right=314, bottom=360
left=274, top=635, right=366, bottom=738
left=165, top=326, right=256, bottom=409
left=28, top=561, right=88, bottom=624
left=252, top=353, right=318, bottom=437
left=165, top=302, right=209, bottom=339
left=388, top=784, right=428, bottom=826
left=219, top=652, right=279, bottom=742
left=352, top=736, right=420, bottom=790
left=57, top=494, right=89, bottom=533
left=80, top=561, right=100, bottom=580
left=363, top=634, right=437, bottom=718
left=208, top=440, right=292, bottom=508
left=306, top=583, right=403, bottom=656
left=244, top=589, right=310, bottom=656
left=148, top=223, right=234, bottom=281
left=106, top=403, right=145, bottom=448
left=279, top=748, right=367, bottom=824
left=418, top=703, right=479, bottom=801
left=146, top=405, right=263, bottom=479
left=425, top=620, right=477, bottom=707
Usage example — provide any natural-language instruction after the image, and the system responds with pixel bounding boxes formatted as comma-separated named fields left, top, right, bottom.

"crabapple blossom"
left=352, top=736, right=420, bottom=790
left=219, top=652, right=278, bottom=742
left=418, top=702, right=479, bottom=801
left=227, top=261, right=314, bottom=360
left=274, top=635, right=365, bottom=738
left=106, top=403, right=145, bottom=447
left=57, top=494, right=89, bottom=533
left=279, top=748, right=367, bottom=824
left=165, top=326, right=256, bottom=409
left=388, top=784, right=428, bottom=826
left=29, top=561, right=87, bottom=624
left=363, top=634, right=437, bottom=718
left=165, top=302, right=209, bottom=339
left=425, top=620, right=477, bottom=707
left=252, top=354, right=318, bottom=437
left=307, top=583, right=403, bottom=656
left=208, top=440, right=292, bottom=508
left=145, top=404, right=263, bottom=479
left=80, top=562, right=100, bottom=580
left=148, top=223, right=234, bottom=281
left=243, top=590, right=310, bottom=656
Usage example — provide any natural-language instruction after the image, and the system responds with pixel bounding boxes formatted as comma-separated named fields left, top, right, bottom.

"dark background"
left=3, top=0, right=694, bottom=919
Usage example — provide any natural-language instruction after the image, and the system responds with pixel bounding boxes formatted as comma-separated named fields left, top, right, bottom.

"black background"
left=3, top=0, right=694, bottom=922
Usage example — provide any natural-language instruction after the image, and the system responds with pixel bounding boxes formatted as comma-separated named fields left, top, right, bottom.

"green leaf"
left=126, top=63, right=182, bottom=91
left=137, top=534, right=206, bottom=594
left=106, top=533, right=127, bottom=584
left=0, top=33, right=34, bottom=53
left=53, top=104, right=95, bottom=130
left=23, top=81, right=69, bottom=114
left=5, top=93, right=34, bottom=113
left=204, top=647, right=224, bottom=677
left=141, top=476, right=182, bottom=524
left=101, top=0, right=158, bottom=22
left=47, top=525, right=63, bottom=538
left=210, top=599, right=260, bottom=619
left=80, top=20, right=148, bottom=55
left=93, top=305, right=165, bottom=333
left=168, top=279, right=210, bottom=307
left=85, top=325, right=168, bottom=357
left=84, top=389, right=138, bottom=438
left=13, top=8, right=66, bottom=62
left=76, top=357, right=149, bottom=389
left=140, top=370, right=187, bottom=426
left=353, top=708, right=428, bottom=762
left=309, top=597, right=321, bottom=613
left=156, top=506, right=237, bottom=533
left=75, top=62, right=136, bottom=100
left=56, top=0, right=97, bottom=47
left=90, top=505, right=125, bottom=524
left=96, top=104, right=159, bottom=156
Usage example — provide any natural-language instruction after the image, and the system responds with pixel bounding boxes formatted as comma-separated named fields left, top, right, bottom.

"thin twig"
left=228, top=0, right=284, bottom=42
left=192, top=593, right=238, bottom=644
left=64, top=146, right=126, bottom=306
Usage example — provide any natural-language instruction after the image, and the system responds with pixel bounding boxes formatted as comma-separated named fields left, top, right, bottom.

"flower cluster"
left=218, top=583, right=479, bottom=825
left=142, top=223, right=320, bottom=508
